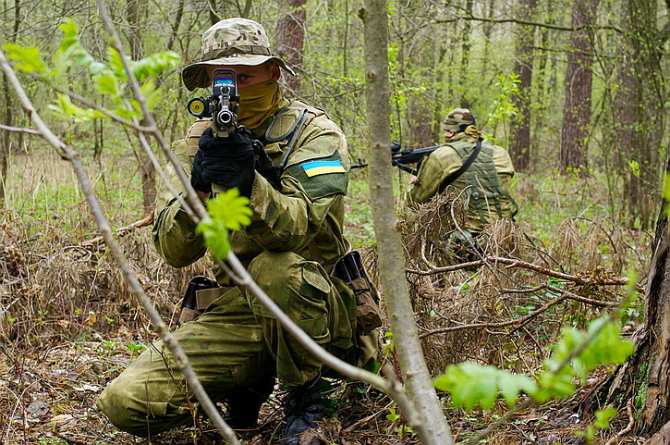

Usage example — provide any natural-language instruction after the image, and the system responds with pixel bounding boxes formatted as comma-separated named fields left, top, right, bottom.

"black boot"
left=282, top=376, right=332, bottom=445
left=223, top=378, right=275, bottom=430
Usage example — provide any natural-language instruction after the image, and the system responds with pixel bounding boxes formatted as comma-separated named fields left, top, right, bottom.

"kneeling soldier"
left=97, top=18, right=370, bottom=445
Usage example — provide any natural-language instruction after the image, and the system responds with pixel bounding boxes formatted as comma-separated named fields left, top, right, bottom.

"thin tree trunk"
left=509, top=0, right=537, bottom=171
left=0, top=0, right=19, bottom=208
left=127, top=0, right=156, bottom=216
left=360, top=2, right=454, bottom=444
left=276, top=0, right=306, bottom=95
left=479, top=0, right=496, bottom=96
left=459, top=0, right=473, bottom=106
left=615, top=0, right=665, bottom=229
left=559, top=0, right=599, bottom=173
left=531, top=0, right=554, bottom=154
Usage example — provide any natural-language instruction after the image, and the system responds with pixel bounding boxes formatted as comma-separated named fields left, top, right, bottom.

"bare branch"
left=208, top=0, right=223, bottom=22
left=81, top=214, right=154, bottom=246
left=419, top=286, right=617, bottom=339
left=433, top=15, right=623, bottom=34
left=407, top=255, right=632, bottom=287
left=0, top=123, right=40, bottom=135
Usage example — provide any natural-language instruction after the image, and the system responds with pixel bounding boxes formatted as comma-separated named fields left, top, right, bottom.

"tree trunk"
left=509, top=0, right=537, bottom=172
left=0, top=0, right=20, bottom=208
left=126, top=0, right=156, bottom=216
left=360, top=2, right=454, bottom=444
left=459, top=0, right=473, bottom=106
left=276, top=0, right=306, bottom=95
left=479, top=0, right=496, bottom=96
left=615, top=0, right=665, bottom=230
left=595, top=147, right=670, bottom=437
left=559, top=0, right=599, bottom=173
left=531, top=0, right=554, bottom=160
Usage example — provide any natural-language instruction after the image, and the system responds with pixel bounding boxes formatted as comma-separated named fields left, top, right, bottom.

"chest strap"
left=438, top=137, right=482, bottom=194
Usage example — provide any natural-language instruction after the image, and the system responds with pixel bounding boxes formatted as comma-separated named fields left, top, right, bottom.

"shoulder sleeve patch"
left=302, top=159, right=346, bottom=177
left=285, top=152, right=348, bottom=200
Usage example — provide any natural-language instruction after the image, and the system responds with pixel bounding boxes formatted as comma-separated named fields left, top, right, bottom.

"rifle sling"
left=437, top=138, right=482, bottom=194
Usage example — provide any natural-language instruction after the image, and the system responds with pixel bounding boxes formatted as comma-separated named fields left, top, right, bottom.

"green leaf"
left=132, top=51, right=180, bottom=82
left=196, top=189, right=253, bottom=260
left=107, top=47, right=128, bottom=81
left=140, top=80, right=160, bottom=111
left=593, top=406, right=617, bottom=429
left=498, top=372, right=537, bottom=407
left=207, top=188, right=253, bottom=230
left=48, top=94, right=103, bottom=122
left=95, top=72, right=120, bottom=96
left=434, top=363, right=535, bottom=411
left=2, top=43, right=47, bottom=74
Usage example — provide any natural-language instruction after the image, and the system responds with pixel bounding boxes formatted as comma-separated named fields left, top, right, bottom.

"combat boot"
left=281, top=376, right=333, bottom=444
left=223, top=379, right=274, bottom=430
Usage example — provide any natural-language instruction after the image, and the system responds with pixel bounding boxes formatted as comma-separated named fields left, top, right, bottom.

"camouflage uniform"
left=409, top=108, right=518, bottom=233
left=97, top=19, right=359, bottom=436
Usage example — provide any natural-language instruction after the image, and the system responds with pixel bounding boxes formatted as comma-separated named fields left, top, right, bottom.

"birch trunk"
left=361, top=1, right=454, bottom=443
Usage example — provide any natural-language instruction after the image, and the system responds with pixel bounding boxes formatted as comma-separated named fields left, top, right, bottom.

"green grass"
left=5, top=150, right=145, bottom=238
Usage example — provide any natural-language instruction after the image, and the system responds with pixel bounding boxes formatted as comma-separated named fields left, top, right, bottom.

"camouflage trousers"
left=96, top=251, right=355, bottom=436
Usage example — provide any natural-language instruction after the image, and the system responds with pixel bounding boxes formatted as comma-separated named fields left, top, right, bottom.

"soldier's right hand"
left=191, top=127, right=256, bottom=198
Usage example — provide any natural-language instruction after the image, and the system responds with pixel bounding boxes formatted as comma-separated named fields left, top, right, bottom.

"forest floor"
left=0, top=151, right=652, bottom=444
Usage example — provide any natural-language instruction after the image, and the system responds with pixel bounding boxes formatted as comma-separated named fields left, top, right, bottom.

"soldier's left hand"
left=193, top=127, right=256, bottom=198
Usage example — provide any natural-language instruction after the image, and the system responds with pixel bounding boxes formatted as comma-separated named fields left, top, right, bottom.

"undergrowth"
left=0, top=150, right=653, bottom=444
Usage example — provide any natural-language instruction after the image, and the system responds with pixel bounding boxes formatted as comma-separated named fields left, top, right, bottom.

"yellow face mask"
left=239, top=80, right=282, bottom=129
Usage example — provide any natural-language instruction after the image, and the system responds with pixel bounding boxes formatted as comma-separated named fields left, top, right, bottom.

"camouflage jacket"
left=408, top=133, right=517, bottom=231
left=153, top=99, right=350, bottom=281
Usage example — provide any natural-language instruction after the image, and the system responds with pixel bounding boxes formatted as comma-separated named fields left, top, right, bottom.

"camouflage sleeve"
left=491, top=144, right=515, bottom=176
left=151, top=120, right=209, bottom=268
left=152, top=195, right=206, bottom=267
left=408, top=146, right=462, bottom=203
left=245, top=125, right=348, bottom=251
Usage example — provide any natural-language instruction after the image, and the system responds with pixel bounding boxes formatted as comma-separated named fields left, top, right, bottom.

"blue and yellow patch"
left=302, top=160, right=346, bottom=177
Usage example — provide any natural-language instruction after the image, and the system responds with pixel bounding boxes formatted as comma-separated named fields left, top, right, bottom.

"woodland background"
left=1, top=0, right=670, bottom=444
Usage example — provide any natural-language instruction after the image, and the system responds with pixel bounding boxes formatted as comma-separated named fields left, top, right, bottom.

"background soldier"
left=97, top=18, right=361, bottom=445
left=409, top=108, right=518, bottom=254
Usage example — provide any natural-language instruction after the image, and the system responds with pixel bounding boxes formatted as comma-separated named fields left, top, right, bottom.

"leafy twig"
left=0, top=45, right=244, bottom=445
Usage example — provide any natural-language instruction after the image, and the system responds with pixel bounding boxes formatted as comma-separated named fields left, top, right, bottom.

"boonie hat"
left=182, top=18, right=295, bottom=90
left=443, top=108, right=477, bottom=133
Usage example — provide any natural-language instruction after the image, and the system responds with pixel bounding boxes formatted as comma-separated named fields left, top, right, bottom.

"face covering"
left=238, top=80, right=282, bottom=129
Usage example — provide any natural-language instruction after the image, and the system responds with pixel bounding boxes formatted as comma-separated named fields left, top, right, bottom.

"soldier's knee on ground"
left=96, top=364, right=188, bottom=436
left=97, top=377, right=153, bottom=436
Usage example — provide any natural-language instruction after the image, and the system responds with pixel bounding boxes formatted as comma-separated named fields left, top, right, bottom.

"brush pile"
left=368, top=193, right=645, bottom=375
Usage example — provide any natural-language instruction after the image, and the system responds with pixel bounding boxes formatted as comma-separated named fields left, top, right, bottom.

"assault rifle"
left=351, top=142, right=442, bottom=175
left=186, top=68, right=239, bottom=138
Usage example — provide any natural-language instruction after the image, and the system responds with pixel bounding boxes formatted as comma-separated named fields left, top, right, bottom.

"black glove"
left=190, top=127, right=256, bottom=198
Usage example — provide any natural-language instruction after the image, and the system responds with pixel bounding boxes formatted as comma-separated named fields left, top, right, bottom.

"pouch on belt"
left=333, top=251, right=383, bottom=335
left=179, top=276, right=225, bottom=323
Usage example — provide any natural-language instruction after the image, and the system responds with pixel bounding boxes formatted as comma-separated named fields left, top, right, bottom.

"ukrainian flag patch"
left=301, top=160, right=346, bottom=177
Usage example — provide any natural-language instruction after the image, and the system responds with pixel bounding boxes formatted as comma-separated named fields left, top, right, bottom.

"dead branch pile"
left=0, top=211, right=206, bottom=348
left=367, top=195, right=647, bottom=375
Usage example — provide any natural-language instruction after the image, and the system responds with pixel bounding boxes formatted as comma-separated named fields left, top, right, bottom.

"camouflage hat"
left=181, top=18, right=295, bottom=91
left=443, top=108, right=477, bottom=133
